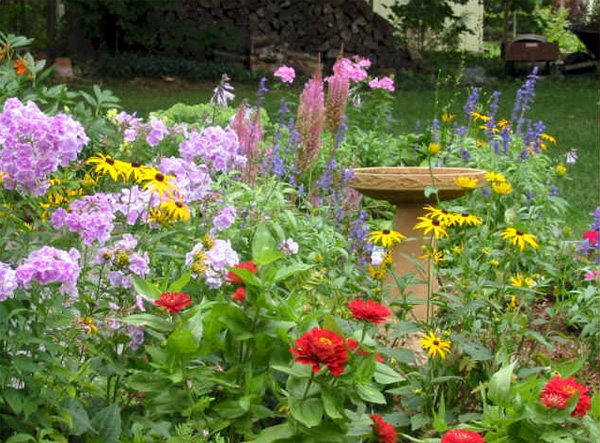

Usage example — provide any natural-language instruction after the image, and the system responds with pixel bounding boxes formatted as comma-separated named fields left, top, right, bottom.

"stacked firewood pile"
left=181, top=0, right=421, bottom=74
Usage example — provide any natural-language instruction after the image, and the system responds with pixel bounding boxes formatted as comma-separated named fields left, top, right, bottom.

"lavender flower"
left=0, top=98, right=88, bottom=195
left=463, top=87, right=480, bottom=117
left=146, top=116, right=169, bottom=147
left=205, top=239, right=239, bottom=272
left=0, top=262, right=18, bottom=301
left=511, top=67, right=539, bottom=134
left=256, top=77, right=269, bottom=108
left=16, top=246, right=80, bottom=296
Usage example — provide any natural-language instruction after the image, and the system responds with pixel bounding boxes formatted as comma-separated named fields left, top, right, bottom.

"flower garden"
left=0, top=32, right=599, bottom=443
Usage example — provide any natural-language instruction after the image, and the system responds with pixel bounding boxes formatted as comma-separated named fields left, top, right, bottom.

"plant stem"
left=303, top=372, right=315, bottom=400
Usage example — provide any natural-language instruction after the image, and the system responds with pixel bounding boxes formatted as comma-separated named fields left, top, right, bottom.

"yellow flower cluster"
left=454, top=176, right=479, bottom=188
left=366, top=230, right=403, bottom=280
left=501, top=227, right=538, bottom=251
left=413, top=205, right=482, bottom=240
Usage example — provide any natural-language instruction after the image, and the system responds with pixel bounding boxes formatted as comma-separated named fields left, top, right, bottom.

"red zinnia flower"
left=348, top=299, right=392, bottom=324
left=583, top=230, right=599, bottom=244
left=370, top=414, right=397, bottom=443
left=154, top=292, right=192, bottom=314
left=346, top=338, right=385, bottom=362
left=231, top=287, right=246, bottom=302
left=289, top=328, right=348, bottom=376
left=441, top=429, right=485, bottom=443
left=540, top=376, right=591, bottom=417
left=226, top=261, right=258, bottom=286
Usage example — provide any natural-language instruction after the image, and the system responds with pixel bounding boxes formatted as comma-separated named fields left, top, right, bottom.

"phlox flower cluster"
left=111, top=186, right=158, bottom=225
left=0, top=98, right=89, bottom=195
left=96, top=234, right=150, bottom=289
left=338, top=56, right=370, bottom=83
left=51, top=193, right=116, bottom=245
left=112, top=111, right=144, bottom=142
left=15, top=246, right=80, bottom=297
left=368, top=76, right=395, bottom=92
left=157, top=157, right=212, bottom=203
left=213, top=205, right=237, bottom=231
left=279, top=238, right=299, bottom=255
left=111, top=111, right=171, bottom=146
left=179, top=126, right=246, bottom=173
left=0, top=262, right=18, bottom=302
left=273, top=65, right=295, bottom=83
left=185, top=239, right=239, bottom=288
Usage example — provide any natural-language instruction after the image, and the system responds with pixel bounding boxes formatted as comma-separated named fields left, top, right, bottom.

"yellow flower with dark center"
left=442, top=113, right=456, bottom=122
left=160, top=198, right=191, bottom=222
left=480, top=125, right=499, bottom=133
left=419, top=332, right=451, bottom=359
left=507, top=296, right=518, bottom=312
left=470, top=112, right=490, bottom=122
left=77, top=317, right=98, bottom=334
left=451, top=243, right=464, bottom=255
left=497, top=119, right=510, bottom=129
left=510, top=272, right=535, bottom=288
left=492, top=182, right=513, bottom=195
left=367, top=229, right=407, bottom=248
left=419, top=249, right=445, bottom=261
left=141, top=168, right=177, bottom=198
left=80, top=173, right=99, bottom=187
left=476, top=139, right=485, bottom=148
left=428, top=142, right=442, bottom=155
left=485, top=172, right=506, bottom=183
left=123, top=161, right=149, bottom=183
left=368, top=265, right=387, bottom=280
left=489, top=259, right=500, bottom=266
left=456, top=212, right=482, bottom=227
left=540, top=133, right=557, bottom=144
left=148, top=208, right=172, bottom=226
left=423, top=205, right=460, bottom=226
left=414, top=216, right=448, bottom=238
left=555, top=164, right=566, bottom=176
left=382, top=251, right=394, bottom=268
left=501, top=227, right=538, bottom=251
left=87, top=153, right=128, bottom=181
left=454, top=177, right=478, bottom=188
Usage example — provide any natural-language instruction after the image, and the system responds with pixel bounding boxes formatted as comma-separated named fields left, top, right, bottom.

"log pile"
left=180, top=0, right=422, bottom=74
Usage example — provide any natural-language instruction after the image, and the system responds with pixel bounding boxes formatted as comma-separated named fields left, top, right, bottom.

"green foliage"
left=534, top=7, right=585, bottom=53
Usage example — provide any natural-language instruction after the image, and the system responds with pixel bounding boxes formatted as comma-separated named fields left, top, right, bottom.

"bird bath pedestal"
left=350, top=167, right=487, bottom=321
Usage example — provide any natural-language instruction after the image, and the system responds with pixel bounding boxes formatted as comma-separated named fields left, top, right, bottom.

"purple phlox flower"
left=213, top=205, right=237, bottom=231
left=463, top=87, right=480, bottom=117
left=211, top=74, right=235, bottom=107
left=158, top=157, right=212, bottom=203
left=0, top=98, right=88, bottom=195
left=179, top=126, right=245, bottom=173
left=108, top=302, right=120, bottom=310
left=16, top=246, right=80, bottom=296
left=111, top=186, right=158, bottom=225
left=135, top=295, right=146, bottom=312
left=0, top=262, right=18, bottom=302
left=589, top=207, right=600, bottom=231
left=296, top=70, right=325, bottom=174
left=201, top=239, right=239, bottom=287
left=95, top=234, right=149, bottom=289
left=274, top=66, right=296, bottom=83
left=511, top=67, right=540, bottom=134
left=339, top=57, right=369, bottom=83
left=51, top=193, right=116, bottom=246
left=145, top=116, right=169, bottom=147
left=279, top=238, right=299, bottom=255
left=368, top=76, right=395, bottom=92
left=127, top=324, right=145, bottom=350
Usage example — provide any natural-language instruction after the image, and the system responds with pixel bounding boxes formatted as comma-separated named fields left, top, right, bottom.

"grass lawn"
left=89, top=74, right=599, bottom=236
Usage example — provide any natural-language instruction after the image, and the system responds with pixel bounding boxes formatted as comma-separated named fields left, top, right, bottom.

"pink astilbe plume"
left=232, top=101, right=263, bottom=186
left=325, top=57, right=351, bottom=133
left=296, top=70, right=325, bottom=174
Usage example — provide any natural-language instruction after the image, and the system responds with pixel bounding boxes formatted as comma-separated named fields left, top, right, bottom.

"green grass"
left=92, top=74, right=599, bottom=236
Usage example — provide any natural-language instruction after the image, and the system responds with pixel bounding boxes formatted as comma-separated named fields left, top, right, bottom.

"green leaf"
left=272, top=363, right=313, bottom=378
left=432, top=393, right=447, bottom=433
left=63, top=399, right=94, bottom=436
left=228, top=268, right=263, bottom=287
left=91, top=404, right=121, bottom=443
left=131, top=276, right=161, bottom=300
left=322, top=314, right=343, bottom=337
left=167, top=329, right=199, bottom=355
left=355, top=356, right=377, bottom=383
left=289, top=397, right=323, bottom=427
left=488, top=362, right=517, bottom=407
left=557, top=358, right=584, bottom=378
left=252, top=422, right=295, bottom=443
left=461, top=340, right=493, bottom=361
left=5, top=435, right=36, bottom=443
left=322, top=389, right=343, bottom=419
left=167, top=272, right=191, bottom=292
left=214, top=399, right=247, bottom=419
left=410, top=413, right=430, bottom=431
left=374, top=363, right=405, bottom=385
left=120, top=313, right=173, bottom=333
left=252, top=223, right=282, bottom=265
left=356, top=383, right=386, bottom=404
left=381, top=347, right=416, bottom=364
left=3, top=388, right=23, bottom=413
left=424, top=186, right=438, bottom=198
left=273, top=263, right=314, bottom=283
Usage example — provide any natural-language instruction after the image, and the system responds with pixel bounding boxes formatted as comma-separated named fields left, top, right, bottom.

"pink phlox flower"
left=369, top=76, right=395, bottom=92
left=274, top=65, right=296, bottom=83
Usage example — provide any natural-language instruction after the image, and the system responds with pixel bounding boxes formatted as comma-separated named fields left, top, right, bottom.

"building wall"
left=370, top=0, right=484, bottom=52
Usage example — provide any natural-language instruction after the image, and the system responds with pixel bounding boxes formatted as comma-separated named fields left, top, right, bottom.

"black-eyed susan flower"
left=510, top=272, right=535, bottom=288
left=441, top=113, right=456, bottom=122
left=368, top=265, right=387, bottom=280
left=419, top=332, right=451, bottom=359
left=455, top=213, right=482, bottom=227
left=367, top=229, right=407, bottom=248
left=451, top=243, right=464, bottom=255
left=485, top=171, right=506, bottom=183
left=555, top=164, right=567, bottom=176
left=123, top=161, right=149, bottom=183
left=489, top=259, right=500, bottom=266
left=476, top=139, right=485, bottom=148
left=419, top=248, right=445, bottom=261
left=501, top=227, right=538, bottom=251
left=428, top=142, right=442, bottom=155
left=497, top=119, right=510, bottom=129
left=507, top=295, right=519, bottom=312
left=492, top=182, right=513, bottom=195
left=80, top=173, right=99, bottom=187
left=87, top=153, right=129, bottom=181
left=141, top=168, right=177, bottom=198
left=540, top=133, right=557, bottom=144
left=470, top=112, right=490, bottom=122
left=454, top=176, right=478, bottom=188
left=414, top=217, right=448, bottom=238
left=424, top=205, right=460, bottom=226
left=160, top=198, right=191, bottom=222
left=382, top=251, right=393, bottom=268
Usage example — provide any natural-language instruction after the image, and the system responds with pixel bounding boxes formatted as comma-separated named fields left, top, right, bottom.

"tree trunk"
left=46, top=0, right=57, bottom=58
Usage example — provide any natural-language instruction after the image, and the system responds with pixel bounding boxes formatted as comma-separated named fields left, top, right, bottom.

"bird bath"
left=350, top=167, right=487, bottom=321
